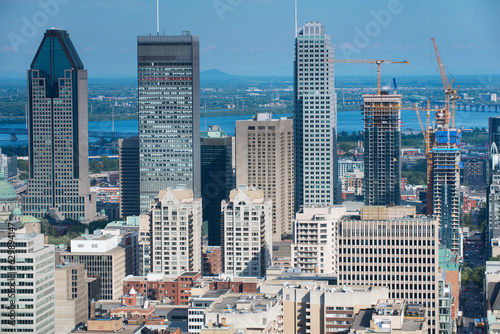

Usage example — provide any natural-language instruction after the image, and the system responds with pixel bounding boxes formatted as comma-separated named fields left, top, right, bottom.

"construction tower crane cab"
left=323, top=58, right=409, bottom=94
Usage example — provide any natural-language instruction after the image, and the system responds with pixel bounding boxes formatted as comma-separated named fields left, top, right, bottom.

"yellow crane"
left=431, top=38, right=461, bottom=128
left=324, top=59, right=409, bottom=94
left=414, top=101, right=438, bottom=155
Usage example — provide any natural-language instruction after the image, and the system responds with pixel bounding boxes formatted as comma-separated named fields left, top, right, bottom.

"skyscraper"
left=427, top=128, right=462, bottom=253
left=363, top=93, right=402, bottom=206
left=138, top=32, right=200, bottom=211
left=294, top=22, right=339, bottom=211
left=22, top=29, right=96, bottom=220
left=236, top=113, right=294, bottom=240
left=118, top=136, right=140, bottom=217
left=201, top=125, right=233, bottom=246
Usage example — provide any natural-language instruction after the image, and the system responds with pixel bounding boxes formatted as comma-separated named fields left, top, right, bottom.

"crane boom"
left=431, top=38, right=450, bottom=92
left=324, top=59, right=409, bottom=94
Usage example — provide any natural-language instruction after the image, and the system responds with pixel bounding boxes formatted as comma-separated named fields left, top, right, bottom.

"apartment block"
left=150, top=187, right=202, bottom=276
left=55, top=262, right=88, bottom=334
left=291, top=206, right=346, bottom=274
left=427, top=130, right=462, bottom=253
left=282, top=284, right=389, bottom=334
left=338, top=212, right=439, bottom=333
left=221, top=186, right=272, bottom=277
left=363, top=93, right=402, bottom=206
left=339, top=159, right=364, bottom=179
left=138, top=214, right=151, bottom=275
left=202, top=246, right=222, bottom=276
left=0, top=233, right=55, bottom=333
left=60, top=234, right=126, bottom=300
left=236, top=113, right=294, bottom=240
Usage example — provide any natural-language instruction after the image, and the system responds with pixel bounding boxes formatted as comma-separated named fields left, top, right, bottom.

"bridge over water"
left=0, top=128, right=138, bottom=141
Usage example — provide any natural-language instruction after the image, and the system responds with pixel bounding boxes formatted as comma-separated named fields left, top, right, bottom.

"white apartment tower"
left=150, top=187, right=202, bottom=276
left=291, top=206, right=346, bottom=274
left=236, top=113, right=294, bottom=240
left=0, top=233, right=55, bottom=333
left=294, top=21, right=340, bottom=211
left=221, top=186, right=272, bottom=277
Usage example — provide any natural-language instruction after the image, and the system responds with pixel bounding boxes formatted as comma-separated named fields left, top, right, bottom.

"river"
left=0, top=110, right=494, bottom=147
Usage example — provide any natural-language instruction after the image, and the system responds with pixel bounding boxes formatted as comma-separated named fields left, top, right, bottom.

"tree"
left=461, top=266, right=473, bottom=286
left=490, top=255, right=500, bottom=261
left=17, top=160, right=29, bottom=172
left=470, top=266, right=486, bottom=287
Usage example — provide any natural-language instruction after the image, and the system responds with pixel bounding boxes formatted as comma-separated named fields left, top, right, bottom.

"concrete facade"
left=363, top=93, right=402, bottom=206
left=221, top=186, right=272, bottom=277
left=291, top=206, right=346, bottom=274
left=150, top=188, right=202, bottom=276
left=338, top=214, right=439, bottom=333
left=236, top=113, right=294, bottom=240
left=55, top=262, right=88, bottom=334
left=0, top=233, right=55, bottom=334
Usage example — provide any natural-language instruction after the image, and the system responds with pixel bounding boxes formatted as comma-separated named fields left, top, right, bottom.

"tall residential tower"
left=363, top=93, right=402, bottom=206
left=22, top=29, right=96, bottom=220
left=236, top=113, right=294, bottom=240
left=138, top=32, right=200, bottom=211
left=294, top=22, right=339, bottom=211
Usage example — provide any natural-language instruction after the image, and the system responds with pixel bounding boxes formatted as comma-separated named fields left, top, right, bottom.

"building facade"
left=294, top=21, right=339, bottom=210
left=338, top=213, right=439, bottom=333
left=221, top=186, right=272, bottom=277
left=138, top=32, right=201, bottom=211
left=55, top=262, right=88, bottom=334
left=118, top=136, right=140, bottom=217
left=236, top=113, right=294, bottom=240
left=363, top=93, right=402, bottom=206
left=427, top=130, right=462, bottom=253
left=0, top=234, right=55, bottom=333
left=150, top=188, right=202, bottom=276
left=61, top=234, right=127, bottom=300
left=23, top=29, right=96, bottom=220
left=282, top=284, right=389, bottom=334
left=291, top=206, right=346, bottom=274
left=201, top=126, right=233, bottom=246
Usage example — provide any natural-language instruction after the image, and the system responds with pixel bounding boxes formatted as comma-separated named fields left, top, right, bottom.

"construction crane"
left=431, top=38, right=461, bottom=128
left=414, top=101, right=438, bottom=155
left=324, top=59, right=409, bottom=94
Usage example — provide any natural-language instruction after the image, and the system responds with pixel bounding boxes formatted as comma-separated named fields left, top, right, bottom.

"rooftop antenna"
left=156, top=0, right=160, bottom=36
left=294, top=0, right=298, bottom=38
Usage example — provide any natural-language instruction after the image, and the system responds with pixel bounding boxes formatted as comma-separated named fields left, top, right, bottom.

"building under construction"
left=363, top=92, right=402, bottom=206
left=427, top=127, right=462, bottom=253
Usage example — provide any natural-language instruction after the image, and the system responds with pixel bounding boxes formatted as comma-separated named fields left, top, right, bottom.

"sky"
left=0, top=0, right=499, bottom=78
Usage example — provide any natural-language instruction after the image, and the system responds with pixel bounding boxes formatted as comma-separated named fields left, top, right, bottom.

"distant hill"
left=201, top=69, right=245, bottom=81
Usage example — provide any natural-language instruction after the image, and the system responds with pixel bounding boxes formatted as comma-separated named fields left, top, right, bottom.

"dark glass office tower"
left=201, top=126, right=233, bottom=246
left=22, top=29, right=96, bottom=220
left=138, top=32, right=200, bottom=211
left=119, top=136, right=140, bottom=217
